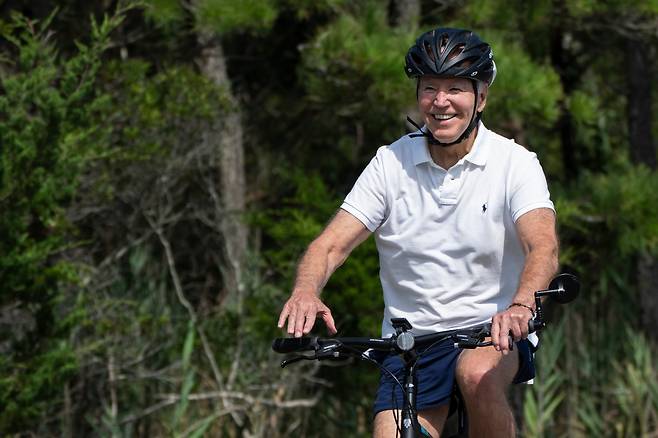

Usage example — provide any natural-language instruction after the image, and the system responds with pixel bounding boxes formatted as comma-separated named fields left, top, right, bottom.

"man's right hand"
left=277, top=291, right=337, bottom=338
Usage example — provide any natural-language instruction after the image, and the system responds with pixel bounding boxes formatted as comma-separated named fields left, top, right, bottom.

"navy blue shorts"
left=372, top=337, right=536, bottom=415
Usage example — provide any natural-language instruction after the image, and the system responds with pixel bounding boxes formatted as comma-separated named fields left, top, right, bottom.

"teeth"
left=433, top=114, right=455, bottom=120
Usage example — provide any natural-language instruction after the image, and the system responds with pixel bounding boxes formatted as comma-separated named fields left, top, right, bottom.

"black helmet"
left=405, top=28, right=496, bottom=86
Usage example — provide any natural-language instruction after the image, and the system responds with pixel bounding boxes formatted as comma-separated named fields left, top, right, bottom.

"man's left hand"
left=490, top=305, right=533, bottom=354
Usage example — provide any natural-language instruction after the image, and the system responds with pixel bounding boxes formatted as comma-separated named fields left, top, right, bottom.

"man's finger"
left=490, top=319, right=501, bottom=351
left=294, top=311, right=306, bottom=337
left=287, top=311, right=297, bottom=335
left=277, top=305, right=290, bottom=328
left=320, top=308, right=337, bottom=335
left=497, top=320, right=511, bottom=354
left=510, top=321, right=523, bottom=342
left=303, top=311, right=317, bottom=335
left=501, top=331, right=512, bottom=353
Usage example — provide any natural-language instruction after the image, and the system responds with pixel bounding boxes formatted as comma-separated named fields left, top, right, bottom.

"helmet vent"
left=453, top=57, right=474, bottom=69
left=423, top=40, right=435, bottom=61
left=447, top=44, right=465, bottom=61
left=439, top=34, right=449, bottom=54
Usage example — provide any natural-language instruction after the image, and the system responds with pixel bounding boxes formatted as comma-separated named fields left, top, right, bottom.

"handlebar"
left=273, top=274, right=580, bottom=367
left=272, top=319, right=540, bottom=367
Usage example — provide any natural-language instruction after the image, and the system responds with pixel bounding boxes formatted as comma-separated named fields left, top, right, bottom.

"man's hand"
left=277, top=291, right=337, bottom=338
left=490, top=305, right=534, bottom=354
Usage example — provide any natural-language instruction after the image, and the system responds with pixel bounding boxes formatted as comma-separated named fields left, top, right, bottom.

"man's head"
left=404, top=28, right=496, bottom=147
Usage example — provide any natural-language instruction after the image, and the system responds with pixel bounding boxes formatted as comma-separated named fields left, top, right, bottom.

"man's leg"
left=455, top=346, right=520, bottom=438
left=373, top=405, right=449, bottom=438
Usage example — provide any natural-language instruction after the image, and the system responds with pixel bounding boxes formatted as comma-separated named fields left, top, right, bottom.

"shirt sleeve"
left=509, top=152, right=555, bottom=223
left=340, top=147, right=388, bottom=232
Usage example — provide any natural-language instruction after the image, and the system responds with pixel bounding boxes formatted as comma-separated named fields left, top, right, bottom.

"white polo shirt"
left=341, top=122, right=554, bottom=337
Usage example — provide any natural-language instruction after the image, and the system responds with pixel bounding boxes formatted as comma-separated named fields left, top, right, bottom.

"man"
left=277, top=27, right=558, bottom=437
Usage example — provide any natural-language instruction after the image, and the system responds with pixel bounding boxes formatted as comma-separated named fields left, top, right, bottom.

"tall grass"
left=523, top=315, right=658, bottom=437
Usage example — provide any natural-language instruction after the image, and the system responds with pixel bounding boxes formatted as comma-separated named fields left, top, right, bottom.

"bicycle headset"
left=404, top=27, right=497, bottom=147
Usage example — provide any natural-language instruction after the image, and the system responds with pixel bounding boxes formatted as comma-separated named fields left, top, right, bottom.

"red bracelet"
left=508, top=302, right=535, bottom=318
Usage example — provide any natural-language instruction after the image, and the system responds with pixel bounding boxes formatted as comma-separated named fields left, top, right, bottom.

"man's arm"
left=490, top=208, right=559, bottom=354
left=277, top=209, right=371, bottom=337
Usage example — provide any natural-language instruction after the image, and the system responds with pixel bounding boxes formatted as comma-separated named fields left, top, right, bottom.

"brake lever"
left=281, top=355, right=316, bottom=368
left=453, top=334, right=514, bottom=350
left=280, top=341, right=346, bottom=368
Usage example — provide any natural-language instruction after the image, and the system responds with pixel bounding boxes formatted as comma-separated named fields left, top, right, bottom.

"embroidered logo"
left=482, top=203, right=487, bottom=213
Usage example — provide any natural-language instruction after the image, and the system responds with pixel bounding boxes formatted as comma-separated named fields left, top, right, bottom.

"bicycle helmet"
left=405, top=27, right=496, bottom=85
left=404, top=28, right=496, bottom=146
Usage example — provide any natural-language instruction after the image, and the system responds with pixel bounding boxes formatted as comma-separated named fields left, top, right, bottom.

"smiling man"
left=277, top=27, right=558, bottom=437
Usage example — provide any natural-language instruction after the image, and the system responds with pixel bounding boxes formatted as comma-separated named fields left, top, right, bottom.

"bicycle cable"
left=337, top=343, right=408, bottom=436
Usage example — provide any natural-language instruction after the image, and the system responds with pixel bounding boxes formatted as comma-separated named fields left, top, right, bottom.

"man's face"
left=417, top=76, right=488, bottom=144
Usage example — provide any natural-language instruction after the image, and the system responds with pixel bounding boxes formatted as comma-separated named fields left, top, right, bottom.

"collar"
left=410, top=121, right=489, bottom=167
left=463, top=121, right=489, bottom=167
left=411, top=128, right=432, bottom=165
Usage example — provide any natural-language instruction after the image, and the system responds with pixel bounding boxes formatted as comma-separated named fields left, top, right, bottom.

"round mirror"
left=548, top=273, right=580, bottom=304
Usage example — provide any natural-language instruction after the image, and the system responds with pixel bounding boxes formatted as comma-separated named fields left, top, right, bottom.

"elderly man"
left=277, top=27, right=558, bottom=437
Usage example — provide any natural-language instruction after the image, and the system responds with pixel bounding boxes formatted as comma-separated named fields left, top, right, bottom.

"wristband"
left=508, top=302, right=535, bottom=318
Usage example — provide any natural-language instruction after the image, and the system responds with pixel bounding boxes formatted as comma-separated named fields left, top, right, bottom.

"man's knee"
left=373, top=405, right=449, bottom=438
left=455, top=349, right=518, bottom=400
left=456, top=363, right=499, bottom=398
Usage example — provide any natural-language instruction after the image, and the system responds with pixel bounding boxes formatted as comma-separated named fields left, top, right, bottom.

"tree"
left=0, top=9, right=125, bottom=430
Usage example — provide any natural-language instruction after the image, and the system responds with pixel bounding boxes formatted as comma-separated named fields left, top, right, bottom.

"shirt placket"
left=438, top=164, right=463, bottom=205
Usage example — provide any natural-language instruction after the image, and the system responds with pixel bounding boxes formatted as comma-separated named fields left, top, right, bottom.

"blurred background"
left=1, top=0, right=657, bottom=436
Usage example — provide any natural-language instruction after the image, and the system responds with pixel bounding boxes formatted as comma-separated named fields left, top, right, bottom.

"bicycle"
left=272, top=273, right=580, bottom=437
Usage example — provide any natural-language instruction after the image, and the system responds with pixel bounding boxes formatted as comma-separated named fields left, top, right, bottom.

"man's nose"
left=433, top=91, right=449, bottom=106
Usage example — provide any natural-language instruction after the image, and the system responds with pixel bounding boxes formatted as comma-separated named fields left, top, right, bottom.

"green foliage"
left=172, top=320, right=197, bottom=430
left=608, top=328, right=658, bottom=436
left=288, top=1, right=419, bottom=186
left=2, top=0, right=658, bottom=436
left=145, top=0, right=279, bottom=35
left=256, top=171, right=381, bottom=436
left=567, top=0, right=658, bottom=15
left=195, top=0, right=278, bottom=34
left=143, top=0, right=185, bottom=26
left=523, top=321, right=567, bottom=437
left=281, top=0, right=347, bottom=19
left=99, top=58, right=228, bottom=154
left=301, top=3, right=414, bottom=111
left=0, top=340, right=78, bottom=430
left=559, top=165, right=658, bottom=256
left=483, top=35, right=563, bottom=134
left=258, top=171, right=382, bottom=333
left=0, top=10, right=123, bottom=430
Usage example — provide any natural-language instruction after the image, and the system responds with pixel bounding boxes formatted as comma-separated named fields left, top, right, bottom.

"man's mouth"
left=432, top=114, right=456, bottom=121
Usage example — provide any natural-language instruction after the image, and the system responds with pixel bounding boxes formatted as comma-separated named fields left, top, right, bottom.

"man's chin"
left=427, top=130, right=459, bottom=145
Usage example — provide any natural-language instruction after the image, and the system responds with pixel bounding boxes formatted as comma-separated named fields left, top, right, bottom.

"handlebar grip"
left=272, top=337, right=317, bottom=353
left=528, top=319, right=537, bottom=334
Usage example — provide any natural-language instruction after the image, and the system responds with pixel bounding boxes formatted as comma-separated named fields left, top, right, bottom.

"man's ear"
left=477, top=83, right=489, bottom=112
